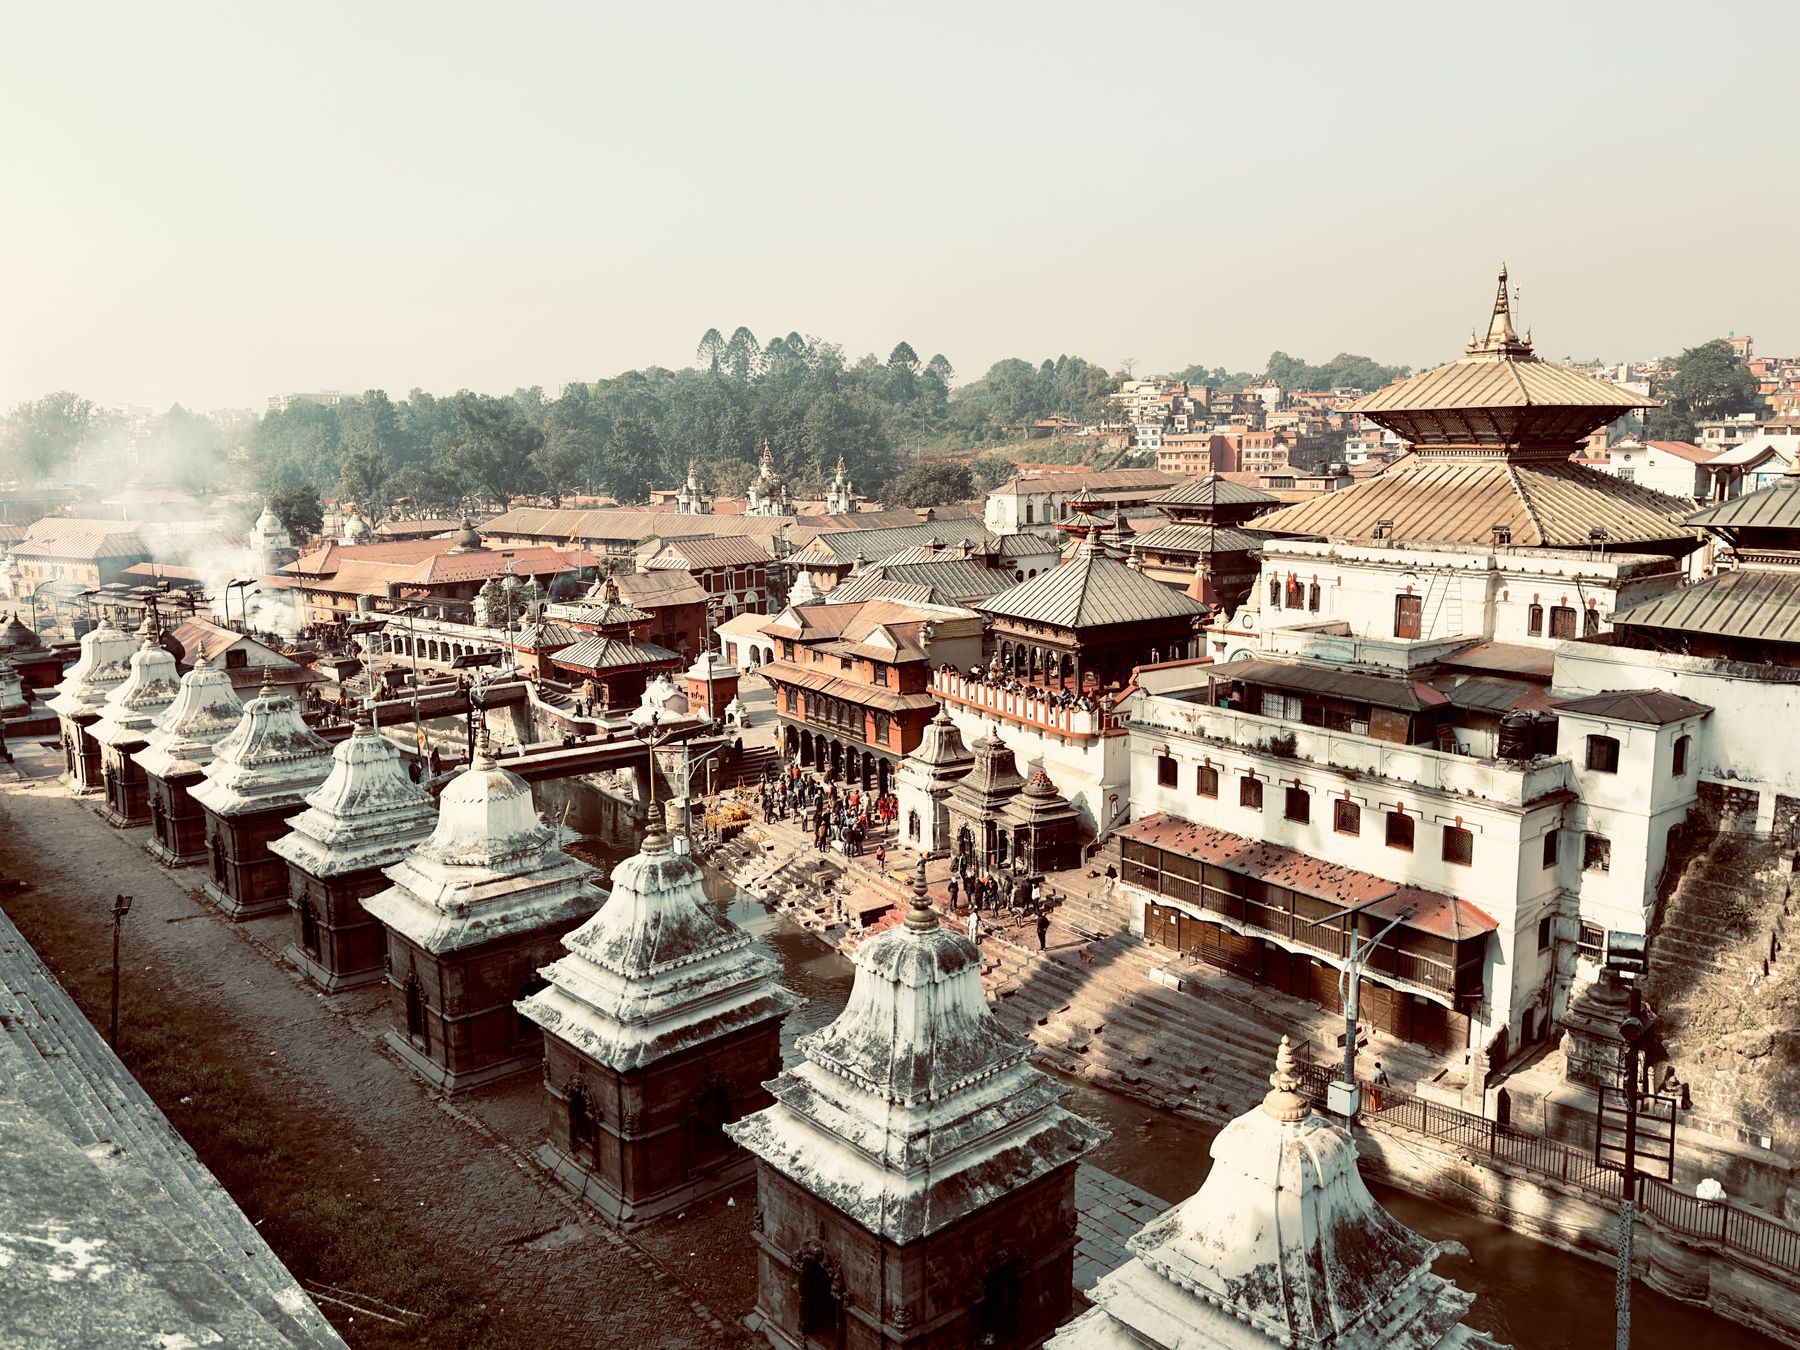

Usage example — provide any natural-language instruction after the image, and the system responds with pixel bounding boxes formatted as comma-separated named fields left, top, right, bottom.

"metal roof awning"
left=1216, top=658, right=1449, bottom=712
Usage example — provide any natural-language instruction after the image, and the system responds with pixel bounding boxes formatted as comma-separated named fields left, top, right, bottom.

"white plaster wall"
left=941, top=703, right=1128, bottom=837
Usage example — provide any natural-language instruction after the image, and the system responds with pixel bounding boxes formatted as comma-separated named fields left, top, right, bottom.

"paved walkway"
left=1073, top=1165, right=1168, bottom=1295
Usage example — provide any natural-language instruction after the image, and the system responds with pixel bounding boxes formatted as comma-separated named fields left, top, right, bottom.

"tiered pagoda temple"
left=134, top=650, right=245, bottom=866
left=976, top=499, right=1208, bottom=694
left=1251, top=267, right=1694, bottom=556
left=1129, top=476, right=1277, bottom=610
left=729, top=862, right=1102, bottom=1350
left=517, top=802, right=798, bottom=1226
left=363, top=731, right=605, bottom=1092
left=189, top=679, right=336, bottom=920
left=269, top=722, right=439, bottom=991
left=47, top=616, right=138, bottom=794
left=1049, top=1038, right=1505, bottom=1349
left=91, top=614, right=182, bottom=829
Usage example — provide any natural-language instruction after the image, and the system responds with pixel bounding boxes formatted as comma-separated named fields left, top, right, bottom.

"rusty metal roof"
left=1249, top=456, right=1696, bottom=549
left=1553, top=689, right=1711, bottom=725
left=1610, top=568, right=1800, bottom=644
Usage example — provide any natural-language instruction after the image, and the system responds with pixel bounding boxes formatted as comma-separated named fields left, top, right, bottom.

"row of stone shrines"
left=52, top=613, right=1504, bottom=1349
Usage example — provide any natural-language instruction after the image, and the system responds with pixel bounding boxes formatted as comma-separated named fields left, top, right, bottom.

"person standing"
left=1036, top=911, right=1049, bottom=951
left=875, top=845, right=886, bottom=875
left=1370, top=1062, right=1389, bottom=1112
left=947, top=875, right=959, bottom=910
left=967, top=908, right=981, bottom=947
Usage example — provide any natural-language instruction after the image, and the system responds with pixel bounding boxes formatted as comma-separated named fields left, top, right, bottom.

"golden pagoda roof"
left=1347, top=266, right=1656, bottom=456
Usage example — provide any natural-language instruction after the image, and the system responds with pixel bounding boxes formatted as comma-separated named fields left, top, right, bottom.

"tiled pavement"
left=1073, top=1164, right=1169, bottom=1295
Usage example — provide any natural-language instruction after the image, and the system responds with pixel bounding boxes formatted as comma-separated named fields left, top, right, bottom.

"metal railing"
left=1294, top=1063, right=1800, bottom=1278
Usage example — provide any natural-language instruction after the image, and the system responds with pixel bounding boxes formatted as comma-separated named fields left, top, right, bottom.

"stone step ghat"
left=0, top=913, right=340, bottom=1348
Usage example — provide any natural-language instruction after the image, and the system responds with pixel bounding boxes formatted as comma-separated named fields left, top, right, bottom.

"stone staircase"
left=1643, top=828, right=1800, bottom=1149
left=717, top=744, right=780, bottom=792
left=0, top=911, right=343, bottom=1348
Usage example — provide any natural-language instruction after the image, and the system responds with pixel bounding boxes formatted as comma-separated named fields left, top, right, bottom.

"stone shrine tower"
left=249, top=498, right=296, bottom=572
left=91, top=613, right=182, bottom=829
left=824, top=455, right=859, bottom=516
left=685, top=648, right=740, bottom=723
left=517, top=802, right=798, bottom=1226
left=746, top=442, right=793, bottom=517
left=48, top=615, right=138, bottom=794
left=675, top=459, right=712, bottom=515
left=134, top=650, right=244, bottom=866
left=362, top=731, right=604, bottom=1092
left=269, top=722, right=438, bottom=992
left=189, top=678, right=336, bottom=920
left=729, top=862, right=1102, bottom=1350
left=894, top=708, right=974, bottom=853
left=1049, top=1038, right=1506, bottom=1350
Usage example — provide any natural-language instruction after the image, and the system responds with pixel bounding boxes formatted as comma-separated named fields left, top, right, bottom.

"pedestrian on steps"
left=967, top=909, right=981, bottom=946
left=875, top=845, right=886, bottom=875
left=947, top=876, right=959, bottom=910
left=1036, top=912, right=1049, bottom=951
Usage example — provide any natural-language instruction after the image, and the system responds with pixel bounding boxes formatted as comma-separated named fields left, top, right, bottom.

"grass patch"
left=9, top=904, right=530, bottom=1350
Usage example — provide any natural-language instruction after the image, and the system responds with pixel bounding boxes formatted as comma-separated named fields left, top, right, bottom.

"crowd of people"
left=759, top=765, right=898, bottom=861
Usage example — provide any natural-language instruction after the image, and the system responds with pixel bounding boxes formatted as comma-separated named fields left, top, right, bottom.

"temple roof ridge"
left=133, top=651, right=246, bottom=779
left=91, top=616, right=182, bottom=747
left=46, top=616, right=138, bottom=720
left=188, top=681, right=335, bottom=814
left=269, top=724, right=438, bottom=879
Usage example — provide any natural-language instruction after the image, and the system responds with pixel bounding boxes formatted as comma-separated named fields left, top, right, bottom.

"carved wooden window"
left=1385, top=811, right=1414, bottom=852
left=1442, top=825, right=1474, bottom=866
left=1333, top=799, right=1360, bottom=835
left=1239, top=776, right=1262, bottom=810
left=1196, top=765, right=1219, bottom=798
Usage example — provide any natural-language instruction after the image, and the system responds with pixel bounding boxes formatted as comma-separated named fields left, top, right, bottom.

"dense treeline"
left=1, top=334, right=1418, bottom=511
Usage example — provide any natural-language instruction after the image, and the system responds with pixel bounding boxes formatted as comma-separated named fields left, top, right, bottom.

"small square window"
left=1196, top=765, right=1219, bottom=798
left=1577, top=922, right=1605, bottom=961
left=1284, top=786, right=1310, bottom=823
left=1542, top=829, right=1558, bottom=868
left=1333, top=799, right=1360, bottom=835
left=1583, top=833, right=1611, bottom=873
left=1157, top=755, right=1178, bottom=787
left=1385, top=811, right=1414, bottom=852
left=1585, top=735, right=1620, bottom=774
left=1442, top=825, right=1473, bottom=866
left=1239, top=776, right=1263, bottom=810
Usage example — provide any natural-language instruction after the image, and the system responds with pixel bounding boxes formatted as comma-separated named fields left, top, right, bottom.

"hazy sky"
left=5, top=2, right=1795, bottom=411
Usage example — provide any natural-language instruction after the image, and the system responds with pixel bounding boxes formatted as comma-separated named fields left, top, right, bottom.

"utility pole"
left=1615, top=989, right=1646, bottom=1350
left=110, top=894, right=134, bottom=1047
left=1308, top=889, right=1411, bottom=1121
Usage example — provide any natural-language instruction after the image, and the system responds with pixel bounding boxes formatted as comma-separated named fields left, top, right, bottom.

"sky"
left=4, top=1, right=1796, bottom=412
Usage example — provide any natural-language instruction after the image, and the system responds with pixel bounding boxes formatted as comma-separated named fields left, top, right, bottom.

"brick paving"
left=1073, top=1165, right=1170, bottom=1295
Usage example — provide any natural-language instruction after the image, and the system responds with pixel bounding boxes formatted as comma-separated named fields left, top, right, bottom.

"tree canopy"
left=1261, top=351, right=1409, bottom=393
left=1644, top=339, right=1760, bottom=442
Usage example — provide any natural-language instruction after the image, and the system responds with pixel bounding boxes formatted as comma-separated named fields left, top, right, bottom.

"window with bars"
left=1239, top=776, right=1263, bottom=810
left=1442, top=825, right=1474, bottom=866
left=1333, top=799, right=1360, bottom=835
left=1196, top=765, right=1219, bottom=798
left=1385, top=811, right=1414, bottom=851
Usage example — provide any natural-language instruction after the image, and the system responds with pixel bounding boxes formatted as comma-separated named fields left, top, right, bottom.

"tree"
left=695, top=328, right=726, bottom=374
left=535, top=384, right=607, bottom=504
left=268, top=483, right=324, bottom=541
left=968, top=454, right=1016, bottom=491
left=449, top=392, right=543, bottom=508
left=884, top=461, right=974, bottom=508
left=724, top=327, right=761, bottom=382
left=711, top=457, right=757, bottom=498
left=1646, top=338, right=1759, bottom=441
left=2, top=391, right=97, bottom=484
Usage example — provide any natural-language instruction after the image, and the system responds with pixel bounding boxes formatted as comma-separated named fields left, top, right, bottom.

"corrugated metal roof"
left=1130, top=523, right=1267, bottom=556
left=827, top=559, right=1011, bottom=607
left=1213, top=657, right=1449, bottom=712
left=976, top=547, right=1206, bottom=630
left=553, top=636, right=683, bottom=672
left=1250, top=457, right=1695, bottom=548
left=1686, top=478, right=1800, bottom=531
left=1150, top=476, right=1278, bottom=509
left=1610, top=568, right=1800, bottom=644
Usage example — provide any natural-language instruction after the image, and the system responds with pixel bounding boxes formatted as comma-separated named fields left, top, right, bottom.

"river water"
left=711, top=870, right=1777, bottom=1350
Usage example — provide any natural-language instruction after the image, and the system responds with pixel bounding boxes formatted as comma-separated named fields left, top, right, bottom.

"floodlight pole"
left=1307, top=888, right=1409, bottom=1119
left=1615, top=989, right=1645, bottom=1350
left=110, top=894, right=134, bottom=1047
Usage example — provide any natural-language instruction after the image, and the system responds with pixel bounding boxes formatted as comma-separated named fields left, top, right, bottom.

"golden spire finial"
left=904, top=853, right=938, bottom=931
left=472, top=723, right=497, bottom=771
left=1468, top=263, right=1529, bottom=358
left=641, top=800, right=670, bottom=852
left=1262, top=1035, right=1310, bottom=1123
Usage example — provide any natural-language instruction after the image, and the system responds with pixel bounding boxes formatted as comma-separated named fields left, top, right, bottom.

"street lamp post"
left=110, top=894, right=134, bottom=1047
left=1615, top=997, right=1645, bottom=1350
left=1308, top=889, right=1412, bottom=1120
